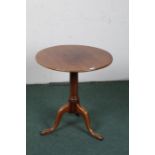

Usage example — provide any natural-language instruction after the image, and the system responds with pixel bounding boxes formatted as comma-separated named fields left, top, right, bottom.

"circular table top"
left=36, top=45, right=113, bottom=73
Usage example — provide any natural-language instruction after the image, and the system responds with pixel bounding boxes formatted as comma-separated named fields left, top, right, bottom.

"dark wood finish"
left=37, top=45, right=113, bottom=140
left=68, top=72, right=80, bottom=113
left=36, top=45, right=112, bottom=72
left=40, top=104, right=69, bottom=135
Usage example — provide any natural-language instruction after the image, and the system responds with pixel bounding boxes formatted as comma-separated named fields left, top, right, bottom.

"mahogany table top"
left=36, top=45, right=112, bottom=72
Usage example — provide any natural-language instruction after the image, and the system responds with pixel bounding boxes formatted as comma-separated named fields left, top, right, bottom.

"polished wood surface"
left=36, top=45, right=112, bottom=72
left=36, top=45, right=113, bottom=140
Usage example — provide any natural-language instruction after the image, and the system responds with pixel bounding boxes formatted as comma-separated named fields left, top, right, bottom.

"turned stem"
left=68, top=72, right=79, bottom=112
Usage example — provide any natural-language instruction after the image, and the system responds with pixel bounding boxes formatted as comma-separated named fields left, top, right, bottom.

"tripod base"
left=40, top=72, right=104, bottom=141
left=40, top=103, right=104, bottom=140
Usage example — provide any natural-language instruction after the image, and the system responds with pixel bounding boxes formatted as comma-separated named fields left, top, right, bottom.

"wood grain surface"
left=36, top=45, right=113, bottom=72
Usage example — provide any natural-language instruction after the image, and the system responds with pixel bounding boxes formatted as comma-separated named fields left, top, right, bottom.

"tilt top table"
left=36, top=45, right=113, bottom=140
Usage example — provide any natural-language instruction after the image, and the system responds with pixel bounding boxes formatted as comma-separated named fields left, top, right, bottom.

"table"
left=36, top=45, right=113, bottom=140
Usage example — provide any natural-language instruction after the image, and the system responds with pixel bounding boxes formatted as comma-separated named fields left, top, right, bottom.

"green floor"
left=26, top=81, right=129, bottom=155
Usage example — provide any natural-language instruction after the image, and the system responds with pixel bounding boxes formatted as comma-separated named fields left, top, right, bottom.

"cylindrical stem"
left=70, top=72, right=78, bottom=98
left=68, top=72, right=79, bottom=112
